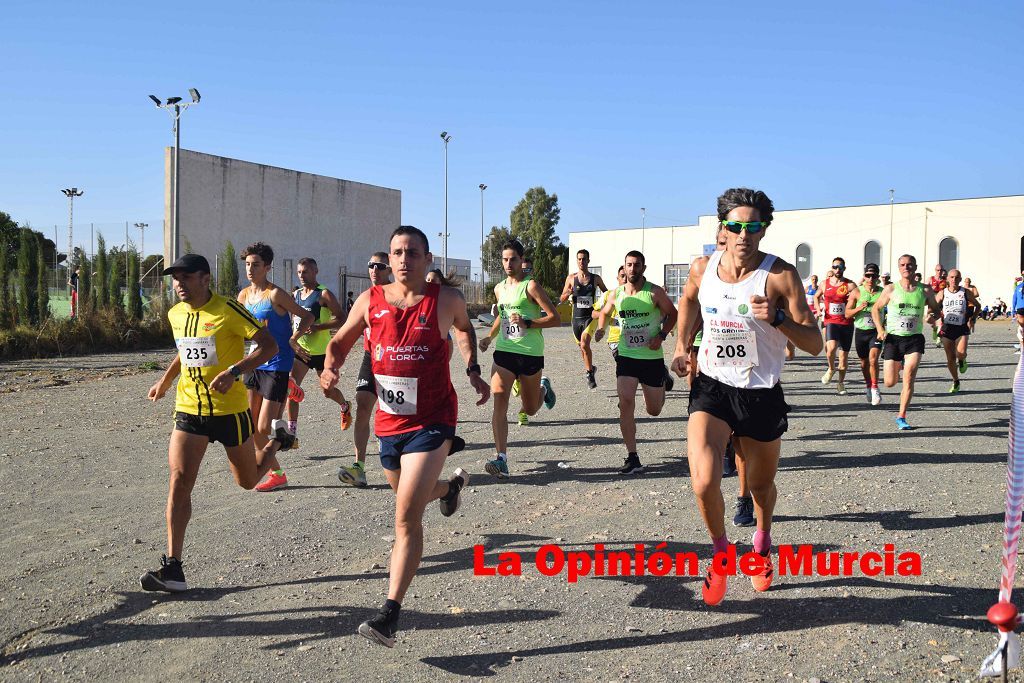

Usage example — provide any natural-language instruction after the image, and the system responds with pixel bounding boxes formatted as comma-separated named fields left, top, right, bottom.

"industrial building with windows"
left=568, top=194, right=1024, bottom=307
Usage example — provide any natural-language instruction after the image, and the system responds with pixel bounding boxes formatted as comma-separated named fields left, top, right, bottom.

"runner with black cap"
left=845, top=263, right=884, bottom=405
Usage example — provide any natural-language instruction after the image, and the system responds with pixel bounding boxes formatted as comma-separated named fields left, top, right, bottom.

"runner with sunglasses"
left=844, top=263, right=884, bottom=405
left=814, top=257, right=855, bottom=395
left=672, top=188, right=822, bottom=606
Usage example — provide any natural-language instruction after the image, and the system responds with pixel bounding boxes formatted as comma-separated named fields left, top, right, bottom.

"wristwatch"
left=466, top=363, right=482, bottom=376
left=525, top=319, right=534, bottom=329
left=229, top=364, right=242, bottom=379
left=770, top=308, right=787, bottom=328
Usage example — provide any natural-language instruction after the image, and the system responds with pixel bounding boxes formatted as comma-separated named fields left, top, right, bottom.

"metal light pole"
left=888, top=189, right=895, bottom=273
left=61, top=188, right=83, bottom=267
left=641, top=207, right=646, bottom=253
left=149, top=88, right=200, bottom=263
left=479, top=183, right=487, bottom=285
left=440, top=131, right=452, bottom=273
left=135, top=222, right=148, bottom=259
left=923, top=207, right=933, bottom=270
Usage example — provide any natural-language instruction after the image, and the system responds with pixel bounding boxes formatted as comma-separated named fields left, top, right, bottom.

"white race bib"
left=375, top=375, right=418, bottom=415
left=575, top=296, right=593, bottom=309
left=177, top=336, right=218, bottom=368
left=861, top=314, right=876, bottom=329
left=705, top=315, right=759, bottom=368
left=897, top=314, right=920, bottom=332
left=501, top=317, right=526, bottom=340
left=245, top=341, right=256, bottom=356
left=622, top=321, right=650, bottom=349
left=828, top=302, right=846, bottom=317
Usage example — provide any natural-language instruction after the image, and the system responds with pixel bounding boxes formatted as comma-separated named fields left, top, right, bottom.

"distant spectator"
left=69, top=266, right=80, bottom=318
left=346, top=290, right=355, bottom=312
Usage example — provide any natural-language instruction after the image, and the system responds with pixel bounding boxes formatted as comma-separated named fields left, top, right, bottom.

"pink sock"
left=287, top=420, right=297, bottom=434
left=712, top=534, right=730, bottom=556
left=753, top=529, right=771, bottom=554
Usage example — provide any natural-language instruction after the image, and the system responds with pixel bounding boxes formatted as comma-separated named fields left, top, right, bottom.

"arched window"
left=938, top=237, right=958, bottom=270
left=864, top=240, right=881, bottom=269
left=795, top=243, right=812, bottom=280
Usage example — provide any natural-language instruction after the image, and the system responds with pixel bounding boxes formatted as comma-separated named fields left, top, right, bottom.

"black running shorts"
left=243, top=369, right=290, bottom=403
left=356, top=351, right=376, bottom=394
left=493, top=350, right=544, bottom=378
left=572, top=317, right=592, bottom=341
left=883, top=333, right=925, bottom=362
left=615, top=354, right=666, bottom=388
left=940, top=323, right=970, bottom=341
left=854, top=328, right=882, bottom=360
left=174, top=410, right=254, bottom=447
left=825, top=323, right=854, bottom=352
left=688, top=373, right=790, bottom=443
left=296, top=353, right=326, bottom=372
left=376, top=424, right=465, bottom=471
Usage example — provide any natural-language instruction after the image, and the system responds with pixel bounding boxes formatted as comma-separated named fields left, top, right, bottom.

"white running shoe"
left=821, top=369, right=834, bottom=384
left=871, top=388, right=882, bottom=406
left=836, top=381, right=846, bottom=396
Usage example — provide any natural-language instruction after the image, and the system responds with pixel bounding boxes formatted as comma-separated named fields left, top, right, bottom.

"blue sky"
left=3, top=1, right=1022, bottom=265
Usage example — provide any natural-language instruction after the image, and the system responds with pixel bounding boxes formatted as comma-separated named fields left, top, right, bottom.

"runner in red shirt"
left=929, top=264, right=947, bottom=345
left=813, top=257, right=855, bottom=395
left=321, top=226, right=489, bottom=649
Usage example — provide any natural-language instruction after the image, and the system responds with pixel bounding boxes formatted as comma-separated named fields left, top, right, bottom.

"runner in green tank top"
left=871, top=254, right=941, bottom=430
left=478, top=239, right=561, bottom=478
left=844, top=263, right=884, bottom=405
left=596, top=250, right=677, bottom=475
left=286, top=257, right=352, bottom=439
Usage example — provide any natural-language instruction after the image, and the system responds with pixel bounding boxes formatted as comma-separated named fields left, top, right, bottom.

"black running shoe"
left=733, top=496, right=756, bottom=527
left=723, top=440, right=737, bottom=477
left=618, top=453, right=645, bottom=475
left=359, top=610, right=397, bottom=648
left=586, top=368, right=597, bottom=390
left=663, top=366, right=674, bottom=393
left=439, top=467, right=469, bottom=517
left=140, top=555, right=187, bottom=593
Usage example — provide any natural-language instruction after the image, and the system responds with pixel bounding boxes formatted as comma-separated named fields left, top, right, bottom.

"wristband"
left=525, top=319, right=534, bottom=329
left=229, top=364, right=242, bottom=379
left=466, top=363, right=482, bottom=376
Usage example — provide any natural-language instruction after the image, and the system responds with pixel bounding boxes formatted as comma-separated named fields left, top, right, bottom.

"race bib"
left=828, top=302, right=846, bottom=317
left=292, top=315, right=302, bottom=334
left=622, top=321, right=650, bottom=349
left=575, top=296, right=593, bottom=309
left=945, top=311, right=965, bottom=325
left=177, top=336, right=218, bottom=368
left=861, top=315, right=876, bottom=329
left=705, top=314, right=759, bottom=368
left=376, top=374, right=418, bottom=416
left=896, top=314, right=920, bottom=332
left=501, top=316, right=526, bottom=340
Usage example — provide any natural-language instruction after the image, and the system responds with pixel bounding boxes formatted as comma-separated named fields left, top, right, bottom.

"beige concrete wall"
left=570, top=195, right=1024, bottom=306
left=164, top=149, right=401, bottom=295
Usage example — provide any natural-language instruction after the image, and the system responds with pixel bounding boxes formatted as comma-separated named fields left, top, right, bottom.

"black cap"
left=161, top=253, right=211, bottom=276
left=864, top=263, right=880, bottom=275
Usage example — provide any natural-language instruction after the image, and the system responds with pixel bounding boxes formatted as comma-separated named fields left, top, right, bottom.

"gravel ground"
left=0, top=321, right=1021, bottom=682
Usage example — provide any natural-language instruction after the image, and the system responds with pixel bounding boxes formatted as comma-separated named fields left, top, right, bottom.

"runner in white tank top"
left=935, top=268, right=980, bottom=394
left=671, top=188, right=822, bottom=607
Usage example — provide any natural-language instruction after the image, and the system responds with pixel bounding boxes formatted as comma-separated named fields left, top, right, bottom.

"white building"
left=569, top=194, right=1024, bottom=307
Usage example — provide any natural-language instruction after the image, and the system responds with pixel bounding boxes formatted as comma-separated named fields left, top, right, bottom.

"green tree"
left=36, top=235, right=49, bottom=322
left=75, top=249, right=93, bottom=314
left=218, top=240, right=239, bottom=295
left=509, top=187, right=563, bottom=291
left=108, top=245, right=125, bottom=307
left=16, top=228, right=40, bottom=325
left=481, top=225, right=513, bottom=283
left=127, top=249, right=143, bottom=319
left=0, top=235, right=9, bottom=328
left=94, top=234, right=109, bottom=308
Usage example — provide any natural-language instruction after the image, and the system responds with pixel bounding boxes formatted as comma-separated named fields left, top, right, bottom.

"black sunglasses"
left=367, top=262, right=389, bottom=270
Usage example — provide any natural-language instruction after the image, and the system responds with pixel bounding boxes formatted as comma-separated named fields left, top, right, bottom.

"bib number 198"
left=375, top=375, right=418, bottom=416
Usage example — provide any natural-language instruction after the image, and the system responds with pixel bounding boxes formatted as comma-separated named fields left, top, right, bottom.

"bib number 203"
left=715, top=344, right=747, bottom=359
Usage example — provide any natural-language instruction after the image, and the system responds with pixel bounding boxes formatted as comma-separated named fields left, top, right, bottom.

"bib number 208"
left=715, top=344, right=747, bottom=359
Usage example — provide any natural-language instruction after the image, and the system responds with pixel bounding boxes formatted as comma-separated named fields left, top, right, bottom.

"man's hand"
left=291, top=340, right=311, bottom=364
left=876, top=329, right=887, bottom=343
left=671, top=352, right=690, bottom=378
left=148, top=381, right=169, bottom=401
left=320, top=367, right=340, bottom=394
left=469, top=372, right=490, bottom=406
left=509, top=312, right=523, bottom=325
left=594, top=327, right=605, bottom=343
left=647, top=333, right=664, bottom=351
left=479, top=336, right=492, bottom=352
left=749, top=294, right=775, bottom=322
left=210, top=370, right=235, bottom=394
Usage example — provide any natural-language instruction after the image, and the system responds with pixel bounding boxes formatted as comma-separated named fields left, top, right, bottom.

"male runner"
left=964, top=276, right=980, bottom=333
left=320, top=225, right=489, bottom=647
left=804, top=275, right=819, bottom=322
left=929, top=265, right=947, bottom=346
left=871, top=254, right=941, bottom=430
left=595, top=266, right=626, bottom=356
left=142, top=254, right=284, bottom=592
left=596, top=250, right=676, bottom=474
left=238, top=242, right=314, bottom=492
left=936, top=268, right=980, bottom=393
left=285, top=257, right=351, bottom=436
left=479, top=239, right=560, bottom=478
left=69, top=265, right=80, bottom=318
left=560, top=250, right=608, bottom=389
left=845, top=263, right=884, bottom=405
left=671, top=188, right=822, bottom=606
left=815, top=257, right=855, bottom=394
left=342, top=252, right=392, bottom=487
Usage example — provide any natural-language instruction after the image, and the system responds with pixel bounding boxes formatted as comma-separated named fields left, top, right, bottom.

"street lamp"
left=888, top=189, right=895, bottom=274
left=923, top=207, right=933, bottom=270
left=440, top=131, right=452, bottom=274
left=134, top=222, right=149, bottom=259
left=641, top=207, right=646, bottom=252
left=60, top=188, right=83, bottom=267
left=479, top=184, right=487, bottom=286
left=149, top=88, right=201, bottom=263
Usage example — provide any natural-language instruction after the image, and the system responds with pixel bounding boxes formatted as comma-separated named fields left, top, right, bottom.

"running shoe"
left=820, top=369, right=834, bottom=384
left=870, top=388, right=882, bottom=406
left=895, top=416, right=911, bottom=431
left=485, top=457, right=510, bottom=478
left=618, top=453, right=645, bottom=475
left=723, top=441, right=737, bottom=478
left=439, top=467, right=469, bottom=517
left=664, top=367, right=675, bottom=393
left=733, top=496, right=755, bottom=527
left=271, top=419, right=298, bottom=451
left=541, top=376, right=556, bottom=409
left=511, top=379, right=521, bottom=397
left=864, top=387, right=872, bottom=403
left=949, top=381, right=960, bottom=394
left=750, top=551, right=774, bottom=592
left=959, top=358, right=968, bottom=374
left=836, top=380, right=846, bottom=396
left=140, top=555, right=187, bottom=593
left=359, top=610, right=397, bottom=648
left=586, top=368, right=597, bottom=390
left=701, top=561, right=728, bottom=606
left=338, top=461, right=367, bottom=487
left=340, top=401, right=352, bottom=431
left=287, top=377, right=305, bottom=403
left=517, top=411, right=529, bottom=426
left=255, top=471, right=288, bottom=492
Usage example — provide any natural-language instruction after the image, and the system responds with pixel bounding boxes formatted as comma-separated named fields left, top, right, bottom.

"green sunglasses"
left=721, top=220, right=769, bottom=234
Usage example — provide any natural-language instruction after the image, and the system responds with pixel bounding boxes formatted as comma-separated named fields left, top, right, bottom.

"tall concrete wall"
left=165, top=149, right=401, bottom=295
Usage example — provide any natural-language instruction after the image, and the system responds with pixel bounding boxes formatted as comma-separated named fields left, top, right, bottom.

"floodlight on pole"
left=479, top=184, right=487, bottom=285
left=440, top=131, right=452, bottom=274
left=61, top=187, right=83, bottom=269
left=888, top=189, right=895, bottom=274
left=135, top=222, right=149, bottom=259
left=641, top=207, right=646, bottom=252
left=149, top=89, right=201, bottom=264
left=923, top=207, right=933, bottom=270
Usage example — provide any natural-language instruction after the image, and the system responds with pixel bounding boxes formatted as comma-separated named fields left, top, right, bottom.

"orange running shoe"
left=701, top=561, right=728, bottom=606
left=751, top=552, right=774, bottom=592
left=288, top=378, right=305, bottom=403
left=255, top=471, right=288, bottom=492
left=340, top=401, right=352, bottom=431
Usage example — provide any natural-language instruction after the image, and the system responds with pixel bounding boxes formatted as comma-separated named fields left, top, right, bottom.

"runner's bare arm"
left=844, top=288, right=861, bottom=319
left=594, top=274, right=609, bottom=295
left=317, top=288, right=345, bottom=332
left=672, top=257, right=706, bottom=375
left=924, top=286, right=942, bottom=316
left=526, top=279, right=561, bottom=329
left=559, top=274, right=574, bottom=303
left=813, top=287, right=824, bottom=312
left=871, top=286, right=892, bottom=338
left=322, top=290, right=371, bottom=391
left=148, top=353, right=182, bottom=401
left=759, top=262, right=822, bottom=355
left=479, top=287, right=502, bottom=351
left=272, top=286, right=315, bottom=335
left=446, top=288, right=490, bottom=406
left=209, top=327, right=277, bottom=394
left=965, top=288, right=981, bottom=309
left=596, top=291, right=617, bottom=331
